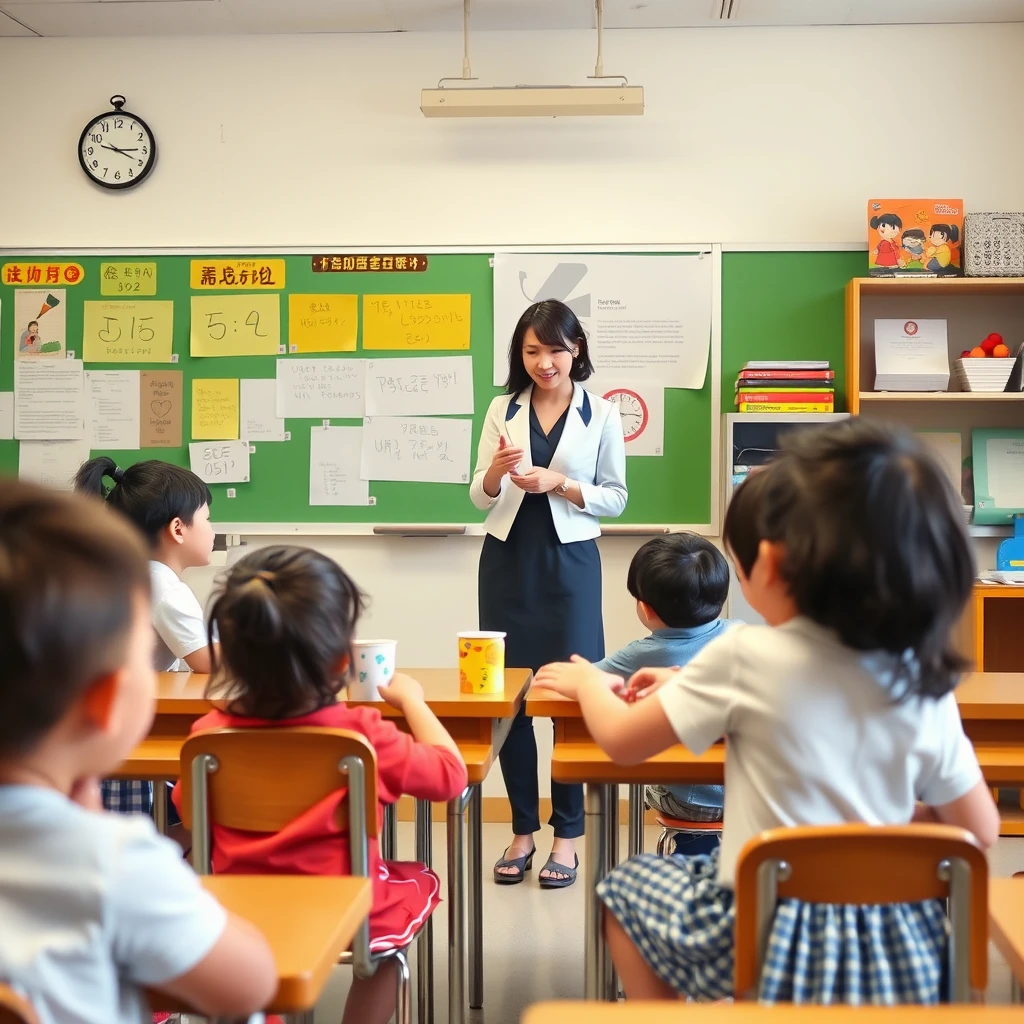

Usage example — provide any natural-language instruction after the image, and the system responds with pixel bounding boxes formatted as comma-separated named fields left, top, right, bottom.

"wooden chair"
left=654, top=814, right=722, bottom=856
left=734, top=824, right=988, bottom=1004
left=0, top=985, right=38, bottom=1024
left=177, top=726, right=414, bottom=1024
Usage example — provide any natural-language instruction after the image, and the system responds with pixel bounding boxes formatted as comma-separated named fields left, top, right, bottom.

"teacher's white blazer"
left=469, top=383, right=627, bottom=543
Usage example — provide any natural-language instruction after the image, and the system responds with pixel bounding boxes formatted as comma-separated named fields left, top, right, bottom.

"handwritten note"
left=365, top=356, right=474, bottom=416
left=189, top=440, right=251, bottom=484
left=190, top=259, right=285, bottom=290
left=362, top=294, right=471, bottom=350
left=288, top=294, right=358, bottom=353
left=360, top=416, right=472, bottom=484
left=83, top=300, right=174, bottom=362
left=309, top=426, right=370, bottom=506
left=140, top=370, right=183, bottom=448
left=100, top=262, right=157, bottom=296
left=15, top=359, right=85, bottom=440
left=276, top=359, right=364, bottom=419
left=192, top=379, right=239, bottom=440
left=0, top=393, right=13, bottom=440
left=240, top=378, right=286, bottom=442
left=191, top=295, right=281, bottom=357
left=86, top=370, right=140, bottom=450
left=19, top=440, right=91, bottom=491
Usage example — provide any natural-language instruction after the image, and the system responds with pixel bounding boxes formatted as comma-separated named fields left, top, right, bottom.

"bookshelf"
left=846, top=276, right=1024, bottom=673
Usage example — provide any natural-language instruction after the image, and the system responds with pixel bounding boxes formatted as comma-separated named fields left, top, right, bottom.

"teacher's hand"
left=490, top=436, right=524, bottom=477
left=510, top=467, right=563, bottom=494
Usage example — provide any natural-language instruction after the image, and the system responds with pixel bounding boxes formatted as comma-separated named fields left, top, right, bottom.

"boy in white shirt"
left=76, top=457, right=218, bottom=816
left=0, top=479, right=275, bottom=1024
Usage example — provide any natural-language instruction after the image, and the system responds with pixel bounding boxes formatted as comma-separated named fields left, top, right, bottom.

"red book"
left=739, top=369, right=835, bottom=381
left=736, top=391, right=835, bottom=404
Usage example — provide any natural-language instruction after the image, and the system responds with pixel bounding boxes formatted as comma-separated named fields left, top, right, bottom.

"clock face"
left=605, top=388, right=648, bottom=441
left=78, top=106, right=155, bottom=190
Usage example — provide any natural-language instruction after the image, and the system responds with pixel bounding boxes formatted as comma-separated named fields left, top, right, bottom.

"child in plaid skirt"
left=537, top=420, right=999, bottom=1003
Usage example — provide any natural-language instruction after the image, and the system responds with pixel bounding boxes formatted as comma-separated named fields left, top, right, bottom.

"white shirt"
left=0, top=786, right=226, bottom=1024
left=149, top=561, right=207, bottom=672
left=657, top=618, right=982, bottom=886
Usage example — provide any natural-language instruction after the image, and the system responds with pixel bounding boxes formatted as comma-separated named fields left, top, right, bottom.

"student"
left=536, top=420, right=999, bottom=1004
left=924, top=223, right=961, bottom=273
left=172, top=546, right=468, bottom=1024
left=76, top=457, right=217, bottom=816
left=590, top=533, right=734, bottom=854
left=0, top=479, right=275, bottom=1024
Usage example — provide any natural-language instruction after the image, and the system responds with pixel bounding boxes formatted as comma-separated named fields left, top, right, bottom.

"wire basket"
left=964, top=212, right=1024, bottom=277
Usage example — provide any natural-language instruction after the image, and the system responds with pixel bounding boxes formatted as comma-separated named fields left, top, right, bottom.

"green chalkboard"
left=0, top=250, right=860, bottom=527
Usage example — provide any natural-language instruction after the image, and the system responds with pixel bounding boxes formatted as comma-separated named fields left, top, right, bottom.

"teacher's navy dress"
left=479, top=404, right=604, bottom=838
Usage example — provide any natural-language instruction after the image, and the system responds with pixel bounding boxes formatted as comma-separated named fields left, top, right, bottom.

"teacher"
left=470, top=299, right=627, bottom=888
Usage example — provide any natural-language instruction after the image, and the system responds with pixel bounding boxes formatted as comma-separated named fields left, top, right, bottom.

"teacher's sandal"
left=493, top=844, right=536, bottom=885
left=538, top=853, right=579, bottom=889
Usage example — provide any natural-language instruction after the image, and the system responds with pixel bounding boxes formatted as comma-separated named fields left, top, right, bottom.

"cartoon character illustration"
left=870, top=213, right=903, bottom=268
left=923, top=224, right=961, bottom=273
left=18, top=320, right=41, bottom=353
left=899, top=229, right=926, bottom=270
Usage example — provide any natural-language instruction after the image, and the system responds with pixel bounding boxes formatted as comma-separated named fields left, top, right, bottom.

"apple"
left=981, top=337, right=1000, bottom=354
left=960, top=350, right=972, bottom=358
left=987, top=332, right=1004, bottom=344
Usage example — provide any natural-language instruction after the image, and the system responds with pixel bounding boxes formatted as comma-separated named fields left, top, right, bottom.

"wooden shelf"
left=859, top=391, right=1024, bottom=402
left=971, top=525, right=1012, bottom=538
left=853, top=276, right=1024, bottom=297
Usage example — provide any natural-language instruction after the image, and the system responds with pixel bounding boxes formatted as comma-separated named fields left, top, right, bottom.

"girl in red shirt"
left=172, top=546, right=467, bottom=1024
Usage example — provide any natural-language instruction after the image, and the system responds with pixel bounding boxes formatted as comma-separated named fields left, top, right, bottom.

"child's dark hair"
left=902, top=228, right=926, bottom=242
left=870, top=213, right=902, bottom=231
left=75, top=456, right=212, bottom=548
left=27, top=320, right=38, bottom=330
left=723, top=419, right=975, bottom=699
left=627, top=533, right=729, bottom=629
left=721, top=466, right=777, bottom=580
left=930, top=223, right=960, bottom=243
left=505, top=299, right=594, bottom=394
left=206, top=545, right=365, bottom=719
left=0, top=479, right=149, bottom=756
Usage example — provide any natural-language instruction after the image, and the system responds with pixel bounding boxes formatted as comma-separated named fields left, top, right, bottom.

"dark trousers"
left=499, top=704, right=584, bottom=839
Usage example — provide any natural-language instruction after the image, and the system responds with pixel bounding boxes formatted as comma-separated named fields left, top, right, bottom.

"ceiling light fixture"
left=420, top=0, right=643, bottom=118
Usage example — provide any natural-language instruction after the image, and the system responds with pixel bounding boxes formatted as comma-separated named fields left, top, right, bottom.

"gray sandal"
left=493, top=844, right=535, bottom=885
left=538, top=853, right=579, bottom=889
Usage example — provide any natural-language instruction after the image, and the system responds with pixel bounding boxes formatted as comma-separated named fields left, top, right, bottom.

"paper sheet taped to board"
left=364, top=356, right=473, bottom=416
left=360, top=416, right=472, bottom=484
left=362, top=295, right=470, bottom=350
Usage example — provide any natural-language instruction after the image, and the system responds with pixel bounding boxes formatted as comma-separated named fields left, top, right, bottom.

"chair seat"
left=655, top=814, right=723, bottom=833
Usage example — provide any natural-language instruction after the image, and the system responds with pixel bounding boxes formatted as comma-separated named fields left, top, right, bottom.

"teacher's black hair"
left=627, top=533, right=729, bottom=629
left=75, top=457, right=212, bottom=549
left=504, top=299, right=594, bottom=395
left=724, top=419, right=975, bottom=700
left=205, top=545, right=366, bottom=720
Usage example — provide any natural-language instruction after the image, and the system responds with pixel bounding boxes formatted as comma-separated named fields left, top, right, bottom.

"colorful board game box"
left=867, top=198, right=964, bottom=276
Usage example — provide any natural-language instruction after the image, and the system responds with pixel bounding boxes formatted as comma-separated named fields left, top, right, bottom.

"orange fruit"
left=993, top=344, right=1011, bottom=358
left=970, top=346, right=987, bottom=358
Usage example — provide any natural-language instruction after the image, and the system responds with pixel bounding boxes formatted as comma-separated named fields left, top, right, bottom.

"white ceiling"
left=1, top=0, right=1023, bottom=38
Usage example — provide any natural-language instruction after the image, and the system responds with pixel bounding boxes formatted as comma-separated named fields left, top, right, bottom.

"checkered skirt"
left=597, top=849, right=949, bottom=1003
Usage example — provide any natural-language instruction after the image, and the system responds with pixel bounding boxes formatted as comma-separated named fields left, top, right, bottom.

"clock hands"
left=100, top=143, right=139, bottom=157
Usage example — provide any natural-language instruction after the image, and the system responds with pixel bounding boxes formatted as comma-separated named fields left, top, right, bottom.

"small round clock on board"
left=604, top=387, right=649, bottom=443
left=78, top=95, right=156, bottom=190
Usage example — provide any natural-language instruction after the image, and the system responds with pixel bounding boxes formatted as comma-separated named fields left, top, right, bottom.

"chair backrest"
left=734, top=824, right=988, bottom=1002
left=0, top=985, right=38, bottom=1024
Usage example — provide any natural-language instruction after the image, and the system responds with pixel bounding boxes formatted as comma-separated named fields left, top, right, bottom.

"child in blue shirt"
left=593, top=533, right=733, bottom=853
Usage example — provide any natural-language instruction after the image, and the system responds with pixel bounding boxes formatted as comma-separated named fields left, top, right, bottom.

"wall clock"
left=78, top=95, right=156, bottom=190
left=604, top=388, right=649, bottom=443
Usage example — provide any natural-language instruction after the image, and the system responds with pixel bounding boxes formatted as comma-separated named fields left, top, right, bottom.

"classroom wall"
left=2, top=23, right=1024, bottom=248
left=4, top=20, right=1021, bottom=803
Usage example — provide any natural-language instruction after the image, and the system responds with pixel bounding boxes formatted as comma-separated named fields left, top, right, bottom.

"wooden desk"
left=152, top=875, right=371, bottom=1017
left=523, top=1004, right=1024, bottom=1024
left=148, top=666, right=533, bottom=1024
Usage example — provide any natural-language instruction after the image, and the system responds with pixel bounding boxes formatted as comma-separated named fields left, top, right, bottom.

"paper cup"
left=457, top=631, right=506, bottom=694
left=349, top=639, right=397, bottom=701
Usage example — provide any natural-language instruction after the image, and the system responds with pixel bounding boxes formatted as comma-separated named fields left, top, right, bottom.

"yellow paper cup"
left=457, top=631, right=506, bottom=694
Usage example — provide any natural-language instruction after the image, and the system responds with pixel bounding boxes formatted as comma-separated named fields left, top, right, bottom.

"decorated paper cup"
left=457, top=631, right=506, bottom=694
left=349, top=639, right=397, bottom=700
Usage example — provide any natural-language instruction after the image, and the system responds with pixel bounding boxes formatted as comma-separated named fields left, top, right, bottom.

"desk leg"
left=603, top=785, right=620, bottom=1001
left=153, top=782, right=168, bottom=835
left=383, top=802, right=398, bottom=861
left=447, top=788, right=470, bottom=1024
left=584, top=782, right=610, bottom=1000
left=1013, top=976, right=1022, bottom=1005
left=627, top=784, right=644, bottom=858
left=416, top=799, right=434, bottom=1024
left=468, top=783, right=483, bottom=1009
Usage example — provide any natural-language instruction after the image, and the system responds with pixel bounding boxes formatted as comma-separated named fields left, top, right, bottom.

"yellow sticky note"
left=191, top=295, right=281, bottom=357
left=362, top=294, right=471, bottom=350
left=190, top=259, right=285, bottom=289
left=288, top=294, right=358, bottom=353
left=192, top=378, right=239, bottom=440
left=83, top=301, right=174, bottom=362
left=100, top=262, right=157, bottom=296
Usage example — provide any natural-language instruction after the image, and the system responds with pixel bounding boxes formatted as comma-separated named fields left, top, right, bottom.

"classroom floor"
left=309, top=823, right=1024, bottom=1024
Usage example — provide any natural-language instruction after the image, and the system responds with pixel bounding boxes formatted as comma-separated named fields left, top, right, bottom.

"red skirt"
left=370, top=860, right=441, bottom=952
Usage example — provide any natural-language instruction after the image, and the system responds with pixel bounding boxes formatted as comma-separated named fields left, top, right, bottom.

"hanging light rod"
left=421, top=0, right=644, bottom=118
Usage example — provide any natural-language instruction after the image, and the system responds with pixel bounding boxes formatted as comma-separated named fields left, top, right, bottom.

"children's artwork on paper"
left=15, top=289, right=66, bottom=358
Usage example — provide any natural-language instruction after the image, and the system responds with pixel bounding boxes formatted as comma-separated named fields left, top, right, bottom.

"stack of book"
left=736, top=361, right=835, bottom=413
